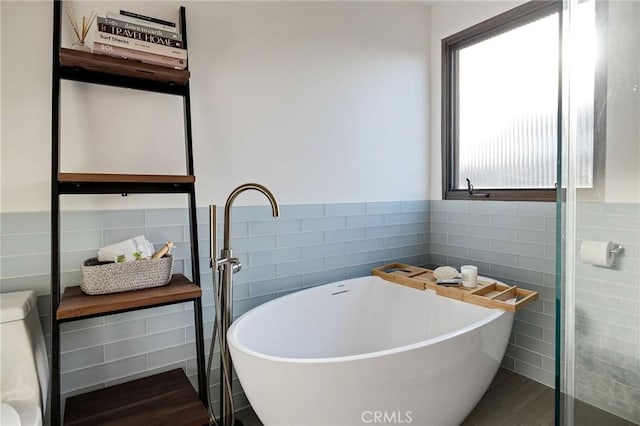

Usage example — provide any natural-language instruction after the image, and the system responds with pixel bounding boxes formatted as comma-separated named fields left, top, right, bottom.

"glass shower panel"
left=559, top=0, right=640, bottom=424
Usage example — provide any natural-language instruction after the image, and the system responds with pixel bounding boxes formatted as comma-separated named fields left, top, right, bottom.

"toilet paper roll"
left=579, top=240, right=615, bottom=267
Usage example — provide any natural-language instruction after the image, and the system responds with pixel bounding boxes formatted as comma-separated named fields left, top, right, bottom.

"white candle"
left=460, top=265, right=478, bottom=288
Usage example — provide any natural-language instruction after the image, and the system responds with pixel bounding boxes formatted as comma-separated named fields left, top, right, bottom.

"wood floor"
left=460, top=368, right=553, bottom=426
left=234, top=368, right=635, bottom=425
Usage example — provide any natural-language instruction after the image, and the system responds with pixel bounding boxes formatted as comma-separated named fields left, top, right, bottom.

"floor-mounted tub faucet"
left=208, top=183, right=279, bottom=426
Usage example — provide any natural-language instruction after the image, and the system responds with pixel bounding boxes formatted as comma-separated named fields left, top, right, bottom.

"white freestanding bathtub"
left=228, top=275, right=514, bottom=426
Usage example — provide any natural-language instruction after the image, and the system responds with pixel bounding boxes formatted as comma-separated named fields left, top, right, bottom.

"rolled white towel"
left=98, top=235, right=155, bottom=262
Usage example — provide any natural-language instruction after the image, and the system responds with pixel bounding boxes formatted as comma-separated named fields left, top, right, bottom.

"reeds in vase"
left=65, top=2, right=96, bottom=52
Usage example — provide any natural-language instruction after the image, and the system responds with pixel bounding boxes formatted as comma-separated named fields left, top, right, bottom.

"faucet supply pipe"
left=207, top=183, right=279, bottom=426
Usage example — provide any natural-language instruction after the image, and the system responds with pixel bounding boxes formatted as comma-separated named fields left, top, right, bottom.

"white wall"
left=1, top=1, right=431, bottom=212
left=600, top=0, right=640, bottom=203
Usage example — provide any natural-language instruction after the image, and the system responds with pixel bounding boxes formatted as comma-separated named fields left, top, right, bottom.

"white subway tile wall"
left=428, top=200, right=557, bottom=388
left=7, top=200, right=636, bottom=423
left=574, top=202, right=640, bottom=424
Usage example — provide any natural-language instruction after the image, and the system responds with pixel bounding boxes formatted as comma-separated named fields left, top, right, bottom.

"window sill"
left=444, top=189, right=556, bottom=202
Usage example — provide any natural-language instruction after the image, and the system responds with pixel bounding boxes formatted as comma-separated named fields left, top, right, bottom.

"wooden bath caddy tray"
left=372, top=263, right=538, bottom=312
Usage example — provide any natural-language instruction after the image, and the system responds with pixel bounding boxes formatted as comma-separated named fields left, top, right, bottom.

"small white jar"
left=460, top=265, right=478, bottom=288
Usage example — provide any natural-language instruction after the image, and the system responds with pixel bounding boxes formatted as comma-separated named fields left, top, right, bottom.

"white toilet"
left=0, top=291, right=49, bottom=426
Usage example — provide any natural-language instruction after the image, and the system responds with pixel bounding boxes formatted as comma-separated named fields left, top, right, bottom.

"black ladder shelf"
left=50, top=2, right=208, bottom=425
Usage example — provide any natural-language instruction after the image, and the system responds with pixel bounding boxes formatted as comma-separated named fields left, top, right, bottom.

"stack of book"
left=92, top=10, right=187, bottom=70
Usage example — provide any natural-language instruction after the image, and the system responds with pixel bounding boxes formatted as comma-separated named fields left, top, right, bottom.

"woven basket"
left=80, top=255, right=174, bottom=295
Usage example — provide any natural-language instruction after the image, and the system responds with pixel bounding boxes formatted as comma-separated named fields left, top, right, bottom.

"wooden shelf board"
left=57, top=173, right=196, bottom=194
left=57, top=274, right=201, bottom=321
left=59, top=48, right=190, bottom=89
left=63, top=368, right=208, bottom=426
left=59, top=173, right=195, bottom=184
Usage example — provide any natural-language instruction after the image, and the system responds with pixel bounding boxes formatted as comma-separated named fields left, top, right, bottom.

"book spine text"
left=97, top=16, right=181, bottom=41
left=97, top=22, right=183, bottom=48
left=106, top=11, right=177, bottom=33
left=93, top=42, right=186, bottom=69
left=94, top=31, right=187, bottom=60
left=119, top=9, right=176, bottom=28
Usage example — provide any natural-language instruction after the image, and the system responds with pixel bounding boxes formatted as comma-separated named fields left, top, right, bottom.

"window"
left=442, top=1, right=601, bottom=201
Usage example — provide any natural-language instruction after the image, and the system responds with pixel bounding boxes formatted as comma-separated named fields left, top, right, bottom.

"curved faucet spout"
left=223, top=183, right=280, bottom=250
